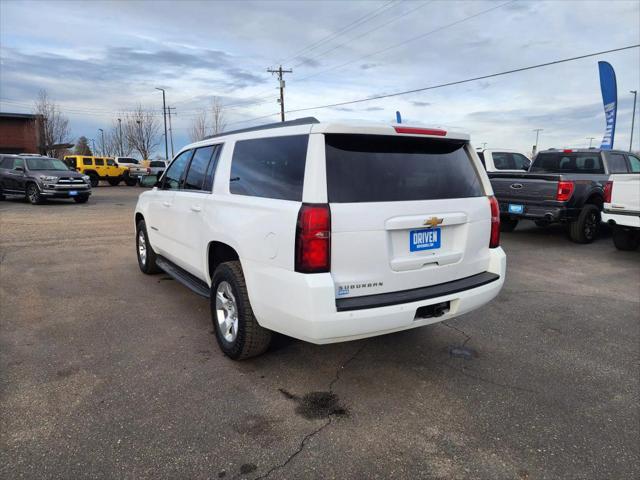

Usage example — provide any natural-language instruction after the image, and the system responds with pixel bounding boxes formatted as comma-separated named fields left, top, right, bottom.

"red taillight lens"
left=295, top=204, right=331, bottom=273
left=393, top=126, right=447, bottom=136
left=603, top=181, right=613, bottom=203
left=556, top=181, right=574, bottom=202
left=489, top=196, right=500, bottom=248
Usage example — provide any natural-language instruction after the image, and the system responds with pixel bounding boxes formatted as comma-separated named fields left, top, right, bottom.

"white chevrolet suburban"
left=134, top=118, right=506, bottom=359
left=602, top=154, right=640, bottom=250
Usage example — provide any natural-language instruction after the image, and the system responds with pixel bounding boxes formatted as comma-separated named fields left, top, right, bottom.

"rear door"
left=324, top=133, right=492, bottom=299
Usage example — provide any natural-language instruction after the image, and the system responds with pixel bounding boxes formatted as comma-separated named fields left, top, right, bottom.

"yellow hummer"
left=63, top=156, right=137, bottom=187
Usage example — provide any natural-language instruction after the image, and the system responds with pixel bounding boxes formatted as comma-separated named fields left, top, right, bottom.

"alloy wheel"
left=216, top=281, right=239, bottom=343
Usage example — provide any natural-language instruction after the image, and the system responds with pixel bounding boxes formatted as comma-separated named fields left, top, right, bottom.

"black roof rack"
left=203, top=117, right=319, bottom=140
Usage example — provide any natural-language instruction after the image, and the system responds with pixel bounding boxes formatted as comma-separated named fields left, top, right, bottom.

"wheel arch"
left=207, top=241, right=240, bottom=283
left=585, top=191, right=604, bottom=209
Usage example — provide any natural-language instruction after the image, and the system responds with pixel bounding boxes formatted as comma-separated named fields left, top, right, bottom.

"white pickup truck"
left=134, top=118, right=506, bottom=359
left=602, top=164, right=640, bottom=250
left=477, top=149, right=531, bottom=173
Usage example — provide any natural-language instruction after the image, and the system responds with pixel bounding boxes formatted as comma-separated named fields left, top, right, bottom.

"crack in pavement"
left=441, top=321, right=471, bottom=346
left=254, top=341, right=368, bottom=480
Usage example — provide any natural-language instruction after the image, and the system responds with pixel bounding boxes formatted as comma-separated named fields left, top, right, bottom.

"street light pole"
left=630, top=90, right=637, bottom=152
left=155, top=87, right=168, bottom=160
left=533, top=128, right=543, bottom=155
left=587, top=137, right=595, bottom=148
left=98, top=128, right=105, bottom=156
left=117, top=118, right=123, bottom=156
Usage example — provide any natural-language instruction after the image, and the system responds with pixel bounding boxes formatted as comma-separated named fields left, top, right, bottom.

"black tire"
left=26, top=183, right=44, bottom=205
left=534, top=220, right=550, bottom=228
left=612, top=225, right=640, bottom=251
left=136, top=219, right=162, bottom=274
left=73, top=195, right=89, bottom=204
left=211, top=261, right=272, bottom=360
left=500, top=217, right=519, bottom=232
left=88, top=173, right=99, bottom=187
left=124, top=176, right=137, bottom=187
left=569, top=204, right=600, bottom=244
left=107, top=178, right=121, bottom=186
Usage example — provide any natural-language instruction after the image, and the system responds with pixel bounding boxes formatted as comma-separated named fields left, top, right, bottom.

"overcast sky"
left=1, top=0, right=639, bottom=157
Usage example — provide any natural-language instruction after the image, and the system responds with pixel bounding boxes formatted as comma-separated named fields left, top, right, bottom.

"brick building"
left=0, top=112, right=44, bottom=154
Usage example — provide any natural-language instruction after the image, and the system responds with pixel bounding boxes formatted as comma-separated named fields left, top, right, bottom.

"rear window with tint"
left=230, top=135, right=308, bottom=201
left=531, top=153, right=604, bottom=174
left=325, top=134, right=484, bottom=203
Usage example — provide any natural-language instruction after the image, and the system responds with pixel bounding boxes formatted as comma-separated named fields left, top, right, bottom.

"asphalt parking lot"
left=1, top=186, right=638, bottom=479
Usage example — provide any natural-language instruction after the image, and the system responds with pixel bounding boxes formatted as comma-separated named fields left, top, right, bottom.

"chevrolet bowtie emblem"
left=424, top=217, right=443, bottom=228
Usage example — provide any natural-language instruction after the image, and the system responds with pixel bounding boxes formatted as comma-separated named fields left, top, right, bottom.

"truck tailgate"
left=489, top=173, right=560, bottom=202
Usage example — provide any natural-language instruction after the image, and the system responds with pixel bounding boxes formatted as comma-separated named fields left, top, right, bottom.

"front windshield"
left=26, top=157, right=70, bottom=171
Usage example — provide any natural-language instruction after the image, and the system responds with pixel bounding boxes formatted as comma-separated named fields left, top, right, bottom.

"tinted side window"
left=163, top=150, right=193, bottom=190
left=608, top=153, right=629, bottom=173
left=184, top=146, right=214, bottom=191
left=512, top=153, right=531, bottom=170
left=230, top=135, right=308, bottom=201
left=0, top=157, right=13, bottom=169
left=628, top=154, right=640, bottom=173
left=95, top=158, right=105, bottom=166
left=83, top=158, right=92, bottom=166
left=477, top=151, right=485, bottom=167
left=65, top=157, right=77, bottom=168
left=107, top=159, right=116, bottom=166
left=14, top=158, right=24, bottom=169
left=203, top=145, right=222, bottom=192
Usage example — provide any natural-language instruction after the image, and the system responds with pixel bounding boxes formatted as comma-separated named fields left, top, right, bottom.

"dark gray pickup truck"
left=490, top=148, right=636, bottom=243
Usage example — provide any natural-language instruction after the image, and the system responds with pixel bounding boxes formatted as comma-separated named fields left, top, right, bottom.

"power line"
left=296, top=0, right=516, bottom=83
left=275, top=0, right=399, bottom=66
left=292, top=0, right=434, bottom=69
left=284, top=44, right=640, bottom=114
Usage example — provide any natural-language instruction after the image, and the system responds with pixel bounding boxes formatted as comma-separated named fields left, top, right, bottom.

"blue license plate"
left=69, top=190, right=78, bottom=196
left=410, top=227, right=441, bottom=252
left=508, top=204, right=524, bottom=214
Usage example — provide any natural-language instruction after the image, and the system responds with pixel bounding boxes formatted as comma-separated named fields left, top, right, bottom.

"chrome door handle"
left=191, top=205, right=202, bottom=212
left=162, top=201, right=171, bottom=207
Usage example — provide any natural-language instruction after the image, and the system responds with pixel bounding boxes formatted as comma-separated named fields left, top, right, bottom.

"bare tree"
left=124, top=105, right=161, bottom=159
left=188, top=96, right=227, bottom=142
left=105, top=119, right=133, bottom=157
left=33, top=89, right=71, bottom=158
left=211, top=96, right=227, bottom=135
left=188, top=109, right=209, bottom=143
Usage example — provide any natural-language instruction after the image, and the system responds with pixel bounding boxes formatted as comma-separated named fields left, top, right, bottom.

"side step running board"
left=156, top=256, right=210, bottom=298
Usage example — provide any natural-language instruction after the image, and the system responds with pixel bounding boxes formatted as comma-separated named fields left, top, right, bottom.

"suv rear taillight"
left=556, top=181, right=574, bottom=202
left=295, top=204, right=331, bottom=273
left=489, top=196, right=500, bottom=248
left=603, top=181, right=613, bottom=203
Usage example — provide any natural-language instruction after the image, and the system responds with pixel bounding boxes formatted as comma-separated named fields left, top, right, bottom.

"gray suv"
left=0, top=154, right=92, bottom=204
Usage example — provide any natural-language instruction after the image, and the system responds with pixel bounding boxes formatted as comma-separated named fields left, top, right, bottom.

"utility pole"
left=98, top=128, right=105, bottom=156
left=630, top=90, right=637, bottom=152
left=267, top=65, right=292, bottom=122
left=586, top=137, right=595, bottom=148
left=533, top=128, right=543, bottom=156
left=90, top=138, right=96, bottom=154
left=167, top=107, right=176, bottom=158
left=117, top=118, right=123, bottom=156
left=155, top=87, right=168, bottom=159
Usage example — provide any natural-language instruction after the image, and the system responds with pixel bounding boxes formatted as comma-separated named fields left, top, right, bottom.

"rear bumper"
left=602, top=210, right=640, bottom=228
left=245, top=248, right=506, bottom=344
left=497, top=200, right=577, bottom=222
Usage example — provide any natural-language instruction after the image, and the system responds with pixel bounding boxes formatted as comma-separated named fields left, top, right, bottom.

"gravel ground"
left=1, top=186, right=638, bottom=479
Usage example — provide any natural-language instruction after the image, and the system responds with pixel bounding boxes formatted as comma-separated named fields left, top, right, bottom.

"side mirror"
left=139, top=175, right=159, bottom=188
left=14, top=166, right=24, bottom=172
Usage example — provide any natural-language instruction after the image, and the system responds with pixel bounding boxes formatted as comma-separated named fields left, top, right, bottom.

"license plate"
left=410, top=227, right=441, bottom=252
left=69, top=190, right=78, bottom=196
left=508, top=204, right=524, bottom=214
